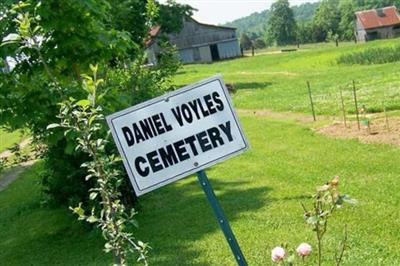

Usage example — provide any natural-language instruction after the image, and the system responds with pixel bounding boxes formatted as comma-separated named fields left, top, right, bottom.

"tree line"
left=240, top=0, right=400, bottom=49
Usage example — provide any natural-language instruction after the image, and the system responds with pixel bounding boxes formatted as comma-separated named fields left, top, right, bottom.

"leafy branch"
left=301, top=176, right=356, bottom=266
left=48, top=66, right=149, bottom=265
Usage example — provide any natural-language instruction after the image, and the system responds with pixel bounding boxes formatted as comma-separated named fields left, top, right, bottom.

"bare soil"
left=0, top=138, right=31, bottom=159
left=316, top=117, right=400, bottom=147
left=238, top=109, right=400, bottom=148
left=0, top=161, right=35, bottom=191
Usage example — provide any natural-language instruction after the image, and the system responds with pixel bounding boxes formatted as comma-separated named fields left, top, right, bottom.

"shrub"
left=337, top=45, right=400, bottom=65
left=1, top=1, right=181, bottom=206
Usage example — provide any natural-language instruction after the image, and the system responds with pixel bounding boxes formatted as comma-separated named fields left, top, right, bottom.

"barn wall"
left=199, top=46, right=212, bottom=62
left=365, top=26, right=400, bottom=40
left=168, top=19, right=237, bottom=49
left=178, top=48, right=195, bottom=64
left=147, top=19, right=241, bottom=64
left=356, top=19, right=367, bottom=42
left=217, top=40, right=241, bottom=59
left=145, top=45, right=158, bottom=65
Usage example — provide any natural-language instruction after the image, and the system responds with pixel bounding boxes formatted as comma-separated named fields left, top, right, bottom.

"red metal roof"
left=356, top=6, right=400, bottom=30
left=149, top=26, right=161, bottom=38
left=145, top=26, right=161, bottom=47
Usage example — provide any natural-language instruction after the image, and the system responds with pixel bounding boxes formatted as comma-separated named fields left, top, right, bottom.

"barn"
left=355, top=6, right=400, bottom=42
left=146, top=18, right=241, bottom=64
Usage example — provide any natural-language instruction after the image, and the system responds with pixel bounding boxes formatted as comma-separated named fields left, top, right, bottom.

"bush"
left=1, top=1, right=180, bottom=207
left=337, top=45, right=400, bottom=65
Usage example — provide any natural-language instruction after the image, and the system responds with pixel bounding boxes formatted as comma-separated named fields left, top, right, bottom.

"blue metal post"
left=197, top=170, right=248, bottom=266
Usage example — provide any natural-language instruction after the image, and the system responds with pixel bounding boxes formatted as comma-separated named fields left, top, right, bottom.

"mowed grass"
left=174, top=39, right=400, bottom=115
left=1, top=115, right=399, bottom=265
left=0, top=129, right=24, bottom=153
left=0, top=163, right=111, bottom=265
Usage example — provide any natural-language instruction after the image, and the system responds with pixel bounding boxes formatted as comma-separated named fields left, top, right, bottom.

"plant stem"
left=335, top=225, right=348, bottom=266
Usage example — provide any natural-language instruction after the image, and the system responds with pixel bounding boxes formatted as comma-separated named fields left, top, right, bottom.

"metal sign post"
left=197, top=170, right=248, bottom=266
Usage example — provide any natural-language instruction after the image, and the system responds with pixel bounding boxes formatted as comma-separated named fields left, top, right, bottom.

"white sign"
left=107, top=75, right=249, bottom=196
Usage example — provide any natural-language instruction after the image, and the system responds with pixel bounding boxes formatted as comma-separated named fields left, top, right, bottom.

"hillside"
left=224, top=2, right=320, bottom=37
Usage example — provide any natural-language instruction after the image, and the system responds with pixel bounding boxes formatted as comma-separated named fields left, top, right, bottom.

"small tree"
left=49, top=65, right=149, bottom=265
left=254, top=38, right=266, bottom=49
left=266, top=0, right=297, bottom=45
left=240, top=33, right=253, bottom=50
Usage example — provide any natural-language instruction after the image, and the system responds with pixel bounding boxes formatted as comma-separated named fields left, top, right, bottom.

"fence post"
left=339, top=88, right=347, bottom=128
left=352, top=80, right=360, bottom=130
left=307, top=81, right=316, bottom=121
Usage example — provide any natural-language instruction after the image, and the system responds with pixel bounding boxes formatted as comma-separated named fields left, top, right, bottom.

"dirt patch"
left=237, top=71, right=298, bottom=76
left=239, top=109, right=400, bottom=148
left=0, top=160, right=36, bottom=191
left=0, top=138, right=32, bottom=159
left=316, top=117, right=400, bottom=147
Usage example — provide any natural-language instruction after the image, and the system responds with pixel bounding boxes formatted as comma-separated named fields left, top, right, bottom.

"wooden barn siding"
left=168, top=20, right=237, bottom=49
left=217, top=40, right=241, bottom=59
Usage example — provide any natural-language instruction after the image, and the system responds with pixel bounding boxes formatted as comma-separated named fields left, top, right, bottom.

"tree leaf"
left=307, top=216, right=319, bottom=225
left=1, top=33, right=21, bottom=46
left=76, top=99, right=91, bottom=107
left=89, top=192, right=98, bottom=200
left=46, top=123, right=60, bottom=129
left=87, top=215, right=98, bottom=223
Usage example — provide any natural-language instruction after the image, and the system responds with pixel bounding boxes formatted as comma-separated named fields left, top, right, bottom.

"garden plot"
left=317, top=114, right=400, bottom=147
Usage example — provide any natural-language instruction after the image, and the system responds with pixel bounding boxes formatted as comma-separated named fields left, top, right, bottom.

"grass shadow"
left=136, top=178, right=271, bottom=265
left=234, top=82, right=272, bottom=91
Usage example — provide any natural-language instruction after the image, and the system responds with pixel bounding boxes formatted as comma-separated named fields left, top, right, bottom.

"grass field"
left=175, top=39, right=400, bottom=115
left=1, top=115, right=400, bottom=265
left=0, top=129, right=24, bottom=153
left=1, top=40, right=400, bottom=265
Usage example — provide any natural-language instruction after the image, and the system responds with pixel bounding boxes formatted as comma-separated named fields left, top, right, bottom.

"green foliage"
left=156, top=0, right=194, bottom=34
left=224, top=2, right=320, bottom=38
left=240, top=33, right=252, bottom=50
left=174, top=39, right=400, bottom=115
left=0, top=129, right=24, bottom=152
left=312, top=0, right=341, bottom=42
left=0, top=0, right=181, bottom=206
left=253, top=38, right=266, bottom=49
left=3, top=116, right=400, bottom=264
left=338, top=0, right=357, bottom=41
left=51, top=67, right=148, bottom=265
left=224, top=0, right=400, bottom=44
left=108, top=0, right=150, bottom=45
left=337, top=45, right=400, bottom=65
left=302, top=177, right=356, bottom=265
left=296, top=21, right=314, bottom=44
left=267, top=0, right=297, bottom=45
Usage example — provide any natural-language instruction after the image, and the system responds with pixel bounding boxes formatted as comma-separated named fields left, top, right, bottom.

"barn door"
left=210, top=44, right=220, bottom=61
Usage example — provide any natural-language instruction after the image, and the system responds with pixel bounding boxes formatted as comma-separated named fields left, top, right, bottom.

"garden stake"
left=339, top=88, right=347, bottom=128
left=352, top=80, right=360, bottom=130
left=307, top=81, right=316, bottom=121
left=384, top=106, right=390, bottom=131
left=197, top=170, right=247, bottom=266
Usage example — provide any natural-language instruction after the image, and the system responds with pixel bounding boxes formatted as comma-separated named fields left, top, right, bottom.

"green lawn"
left=0, top=129, right=24, bottom=153
left=175, top=39, right=400, bottom=115
left=1, top=115, right=399, bottom=265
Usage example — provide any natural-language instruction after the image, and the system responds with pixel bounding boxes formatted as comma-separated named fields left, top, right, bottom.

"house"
left=146, top=18, right=241, bottom=65
left=355, top=6, right=400, bottom=42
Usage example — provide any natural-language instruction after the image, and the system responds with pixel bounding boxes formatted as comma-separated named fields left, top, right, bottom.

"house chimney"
left=376, top=8, right=385, bottom=17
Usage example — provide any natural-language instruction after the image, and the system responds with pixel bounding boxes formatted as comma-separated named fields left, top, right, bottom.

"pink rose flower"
left=271, top=246, right=285, bottom=262
left=296, top=243, right=312, bottom=257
